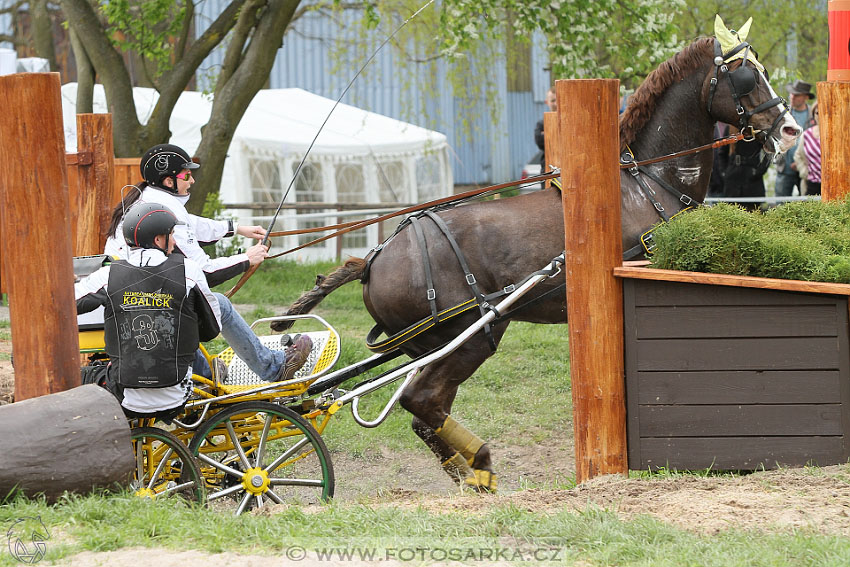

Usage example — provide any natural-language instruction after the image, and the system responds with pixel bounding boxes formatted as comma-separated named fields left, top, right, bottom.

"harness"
left=620, top=38, right=788, bottom=260
left=364, top=210, right=564, bottom=353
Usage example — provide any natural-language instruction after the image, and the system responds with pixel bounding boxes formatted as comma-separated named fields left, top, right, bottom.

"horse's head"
left=705, top=15, right=801, bottom=154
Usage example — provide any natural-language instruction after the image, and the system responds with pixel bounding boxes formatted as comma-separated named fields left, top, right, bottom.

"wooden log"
left=0, top=73, right=80, bottom=400
left=0, top=385, right=134, bottom=501
left=558, top=79, right=627, bottom=483
left=74, top=114, right=115, bottom=256
left=819, top=81, right=850, bottom=202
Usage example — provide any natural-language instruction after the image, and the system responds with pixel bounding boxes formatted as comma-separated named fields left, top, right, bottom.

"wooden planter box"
left=614, top=265, right=850, bottom=471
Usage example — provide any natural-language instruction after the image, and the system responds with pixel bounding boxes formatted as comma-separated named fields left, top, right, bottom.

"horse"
left=278, top=23, right=801, bottom=491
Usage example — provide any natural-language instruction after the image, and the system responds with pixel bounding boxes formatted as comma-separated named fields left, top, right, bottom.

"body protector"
left=105, top=254, right=198, bottom=388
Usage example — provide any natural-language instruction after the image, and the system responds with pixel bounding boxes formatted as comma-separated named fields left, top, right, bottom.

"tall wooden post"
left=821, top=1, right=850, bottom=202
left=74, top=114, right=115, bottom=255
left=819, top=83, right=850, bottom=202
left=558, top=79, right=627, bottom=483
left=0, top=73, right=79, bottom=400
left=543, top=111, right=560, bottom=184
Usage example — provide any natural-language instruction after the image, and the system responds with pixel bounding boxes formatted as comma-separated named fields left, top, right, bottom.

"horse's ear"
left=737, top=17, right=753, bottom=42
left=715, top=15, right=736, bottom=53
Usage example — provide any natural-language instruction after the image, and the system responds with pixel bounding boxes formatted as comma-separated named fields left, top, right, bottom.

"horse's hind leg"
left=400, top=339, right=500, bottom=492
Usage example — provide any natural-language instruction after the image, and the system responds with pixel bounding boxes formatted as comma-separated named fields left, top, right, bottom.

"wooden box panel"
left=624, top=278, right=850, bottom=470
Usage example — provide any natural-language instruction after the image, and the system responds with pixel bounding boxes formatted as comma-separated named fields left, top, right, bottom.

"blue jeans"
left=214, top=292, right=286, bottom=381
left=774, top=172, right=800, bottom=197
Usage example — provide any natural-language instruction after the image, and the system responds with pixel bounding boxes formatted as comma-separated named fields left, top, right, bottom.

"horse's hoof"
left=464, top=469, right=497, bottom=493
left=442, top=452, right=473, bottom=484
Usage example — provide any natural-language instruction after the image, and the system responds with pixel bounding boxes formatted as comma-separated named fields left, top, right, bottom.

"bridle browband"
left=706, top=39, right=788, bottom=145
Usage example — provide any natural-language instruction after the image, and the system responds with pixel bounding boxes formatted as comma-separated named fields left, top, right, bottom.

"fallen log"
left=0, top=384, right=134, bottom=501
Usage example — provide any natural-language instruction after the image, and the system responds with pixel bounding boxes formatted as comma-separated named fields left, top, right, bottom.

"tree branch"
left=217, top=0, right=266, bottom=92
left=60, top=0, right=141, bottom=156
left=174, top=0, right=194, bottom=60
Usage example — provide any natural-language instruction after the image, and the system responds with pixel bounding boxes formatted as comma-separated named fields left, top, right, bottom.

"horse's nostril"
left=782, top=126, right=800, bottom=137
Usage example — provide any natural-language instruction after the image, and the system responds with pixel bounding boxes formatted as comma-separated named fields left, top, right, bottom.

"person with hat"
left=105, top=144, right=269, bottom=287
left=77, top=202, right=312, bottom=418
left=774, top=79, right=815, bottom=198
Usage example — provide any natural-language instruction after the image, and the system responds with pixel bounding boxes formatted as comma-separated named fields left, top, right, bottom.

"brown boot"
left=277, top=334, right=313, bottom=380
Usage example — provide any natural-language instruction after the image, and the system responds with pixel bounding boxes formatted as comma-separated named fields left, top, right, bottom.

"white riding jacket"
left=105, top=186, right=250, bottom=287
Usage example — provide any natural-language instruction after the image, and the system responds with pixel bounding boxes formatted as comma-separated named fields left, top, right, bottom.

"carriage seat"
left=75, top=255, right=114, bottom=352
left=215, top=330, right=339, bottom=393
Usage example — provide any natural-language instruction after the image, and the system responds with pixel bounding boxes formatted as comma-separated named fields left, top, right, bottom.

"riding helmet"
left=140, top=144, right=199, bottom=188
left=122, top=202, right=185, bottom=249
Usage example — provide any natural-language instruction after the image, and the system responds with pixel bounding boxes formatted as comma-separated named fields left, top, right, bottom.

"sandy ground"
left=2, top=318, right=850, bottom=566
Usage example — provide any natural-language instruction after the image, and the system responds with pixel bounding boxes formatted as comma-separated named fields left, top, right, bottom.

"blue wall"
left=195, top=0, right=551, bottom=185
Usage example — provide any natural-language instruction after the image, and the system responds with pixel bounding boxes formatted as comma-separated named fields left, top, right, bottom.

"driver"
left=77, top=202, right=311, bottom=418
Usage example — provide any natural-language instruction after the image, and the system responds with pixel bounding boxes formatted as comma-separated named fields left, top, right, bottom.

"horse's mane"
left=619, top=37, right=715, bottom=149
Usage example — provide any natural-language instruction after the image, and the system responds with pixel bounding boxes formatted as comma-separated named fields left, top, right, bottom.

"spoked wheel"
left=130, top=427, right=205, bottom=503
left=188, top=401, right=334, bottom=515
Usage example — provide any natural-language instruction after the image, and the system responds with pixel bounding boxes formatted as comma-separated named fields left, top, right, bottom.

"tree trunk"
left=188, top=0, right=301, bottom=214
left=31, top=0, right=58, bottom=71
left=0, top=385, right=135, bottom=501
left=69, top=28, right=94, bottom=114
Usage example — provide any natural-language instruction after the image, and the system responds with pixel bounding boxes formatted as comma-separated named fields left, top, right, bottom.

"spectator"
left=724, top=126, right=771, bottom=211
left=708, top=123, right=731, bottom=197
left=794, top=102, right=821, bottom=195
left=774, top=80, right=815, bottom=198
left=534, top=87, right=557, bottom=169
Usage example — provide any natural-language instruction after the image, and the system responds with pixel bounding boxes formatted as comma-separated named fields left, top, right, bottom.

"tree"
left=436, top=0, right=685, bottom=90
left=673, top=1, right=827, bottom=84
left=60, top=0, right=304, bottom=214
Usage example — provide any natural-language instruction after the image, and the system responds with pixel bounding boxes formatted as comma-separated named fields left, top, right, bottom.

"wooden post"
left=818, top=82, right=850, bottom=201
left=74, top=114, right=115, bottom=255
left=0, top=73, right=80, bottom=400
left=558, top=79, right=627, bottom=483
left=543, top=111, right=560, bottom=185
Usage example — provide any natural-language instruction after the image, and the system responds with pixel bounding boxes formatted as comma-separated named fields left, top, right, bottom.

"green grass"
left=3, top=260, right=848, bottom=565
left=2, top=492, right=849, bottom=566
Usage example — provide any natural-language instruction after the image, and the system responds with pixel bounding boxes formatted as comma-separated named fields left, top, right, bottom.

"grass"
left=3, top=260, right=849, bottom=565
left=2, top=492, right=850, bottom=566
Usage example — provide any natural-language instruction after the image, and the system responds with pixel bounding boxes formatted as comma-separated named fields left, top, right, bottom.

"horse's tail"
left=271, top=257, right=368, bottom=332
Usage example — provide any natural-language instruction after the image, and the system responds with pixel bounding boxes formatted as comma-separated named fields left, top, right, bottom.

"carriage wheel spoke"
left=265, top=488, right=284, bottom=505
left=197, top=452, right=244, bottom=479
left=235, top=491, right=253, bottom=516
left=255, top=413, right=273, bottom=468
left=270, top=478, right=324, bottom=487
left=264, top=437, right=309, bottom=472
left=135, top=442, right=145, bottom=484
left=255, top=494, right=264, bottom=509
left=147, top=447, right=173, bottom=490
left=160, top=480, right=197, bottom=497
left=226, top=419, right=251, bottom=469
left=207, top=483, right=245, bottom=502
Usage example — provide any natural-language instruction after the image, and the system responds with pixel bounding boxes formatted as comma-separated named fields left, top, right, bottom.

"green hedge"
left=648, top=198, right=850, bottom=283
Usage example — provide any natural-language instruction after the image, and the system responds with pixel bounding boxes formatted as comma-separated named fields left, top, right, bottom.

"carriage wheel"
left=188, top=401, right=334, bottom=515
left=130, top=427, right=205, bottom=503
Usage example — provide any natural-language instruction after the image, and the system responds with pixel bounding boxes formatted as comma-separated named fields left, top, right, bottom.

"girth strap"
left=410, top=216, right=438, bottom=321
left=421, top=211, right=498, bottom=351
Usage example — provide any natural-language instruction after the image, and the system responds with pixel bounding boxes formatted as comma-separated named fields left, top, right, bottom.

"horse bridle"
left=706, top=39, right=788, bottom=145
left=622, top=40, right=789, bottom=261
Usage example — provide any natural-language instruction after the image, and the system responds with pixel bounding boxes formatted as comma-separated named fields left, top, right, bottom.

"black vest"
left=105, top=254, right=198, bottom=388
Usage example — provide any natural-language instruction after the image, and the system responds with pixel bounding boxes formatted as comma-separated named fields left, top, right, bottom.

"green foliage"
left=99, top=0, right=186, bottom=76
left=650, top=199, right=850, bottom=283
left=674, top=1, right=828, bottom=84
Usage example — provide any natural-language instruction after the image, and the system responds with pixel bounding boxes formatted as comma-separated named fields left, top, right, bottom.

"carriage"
left=76, top=252, right=565, bottom=514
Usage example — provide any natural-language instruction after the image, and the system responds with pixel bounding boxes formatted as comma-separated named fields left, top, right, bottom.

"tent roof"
left=61, top=83, right=448, bottom=156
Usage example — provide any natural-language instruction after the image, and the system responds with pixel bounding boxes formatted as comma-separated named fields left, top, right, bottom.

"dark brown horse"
left=280, top=34, right=800, bottom=491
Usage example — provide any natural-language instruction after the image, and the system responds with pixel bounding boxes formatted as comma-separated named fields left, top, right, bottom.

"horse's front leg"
left=400, top=341, right=499, bottom=492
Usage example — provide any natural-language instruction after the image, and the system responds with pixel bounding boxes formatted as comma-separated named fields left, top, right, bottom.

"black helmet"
left=123, top=202, right=185, bottom=249
left=140, top=144, right=199, bottom=188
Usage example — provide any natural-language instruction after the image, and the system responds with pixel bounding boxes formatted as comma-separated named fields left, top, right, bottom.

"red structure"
left=828, top=0, right=850, bottom=81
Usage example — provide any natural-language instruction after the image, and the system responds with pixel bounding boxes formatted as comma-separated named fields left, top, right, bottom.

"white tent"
left=61, top=83, right=452, bottom=261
